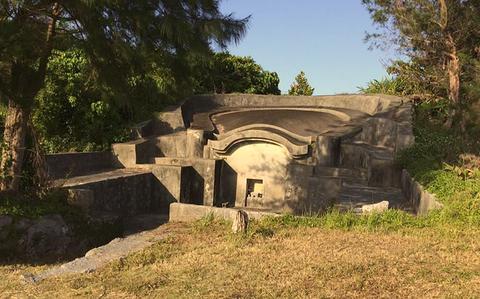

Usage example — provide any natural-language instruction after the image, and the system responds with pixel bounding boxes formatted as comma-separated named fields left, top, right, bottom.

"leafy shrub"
left=33, top=49, right=175, bottom=153
left=359, top=77, right=416, bottom=96
left=33, top=49, right=127, bottom=152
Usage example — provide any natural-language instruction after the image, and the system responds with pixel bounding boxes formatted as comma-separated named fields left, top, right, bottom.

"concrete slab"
left=169, top=203, right=280, bottom=223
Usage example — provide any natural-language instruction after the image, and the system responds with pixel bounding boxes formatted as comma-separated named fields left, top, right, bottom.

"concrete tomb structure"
left=52, top=94, right=417, bottom=216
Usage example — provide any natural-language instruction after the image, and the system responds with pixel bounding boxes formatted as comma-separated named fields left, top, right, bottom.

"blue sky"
left=220, top=0, right=398, bottom=95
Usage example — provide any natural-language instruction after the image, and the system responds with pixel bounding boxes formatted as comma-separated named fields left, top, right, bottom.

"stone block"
left=186, top=129, right=205, bottom=158
left=361, top=201, right=389, bottom=214
left=67, top=189, right=94, bottom=212
left=169, top=203, right=279, bottom=223
left=361, top=117, right=398, bottom=148
left=155, top=131, right=187, bottom=158
left=369, top=157, right=399, bottom=188
left=400, top=169, right=443, bottom=215
left=112, top=139, right=153, bottom=167
left=151, top=165, right=184, bottom=209
left=152, top=106, right=185, bottom=135
left=396, top=122, right=415, bottom=154
left=315, top=136, right=339, bottom=166
left=45, top=152, right=115, bottom=180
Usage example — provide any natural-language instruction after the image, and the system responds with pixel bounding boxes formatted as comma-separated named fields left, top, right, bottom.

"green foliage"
left=0, top=189, right=71, bottom=219
left=32, top=49, right=178, bottom=153
left=255, top=209, right=422, bottom=233
left=33, top=49, right=125, bottom=152
left=359, top=77, right=417, bottom=96
left=195, top=52, right=281, bottom=95
left=0, top=1, right=250, bottom=108
left=288, top=71, right=315, bottom=96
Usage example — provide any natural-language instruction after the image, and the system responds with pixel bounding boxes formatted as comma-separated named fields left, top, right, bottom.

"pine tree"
left=288, top=71, right=315, bottom=96
left=0, top=1, right=249, bottom=192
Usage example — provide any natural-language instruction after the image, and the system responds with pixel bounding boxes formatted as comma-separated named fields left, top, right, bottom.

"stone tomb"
left=52, top=94, right=415, bottom=216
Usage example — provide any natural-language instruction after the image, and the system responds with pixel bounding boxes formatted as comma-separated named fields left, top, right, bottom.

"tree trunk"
left=0, top=3, right=60, bottom=192
left=447, top=54, right=460, bottom=105
left=0, top=100, right=29, bottom=191
left=444, top=34, right=461, bottom=129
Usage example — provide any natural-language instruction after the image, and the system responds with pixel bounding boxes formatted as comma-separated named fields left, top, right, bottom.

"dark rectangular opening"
left=245, top=179, right=264, bottom=207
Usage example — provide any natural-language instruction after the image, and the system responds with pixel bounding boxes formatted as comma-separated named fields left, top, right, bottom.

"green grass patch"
left=0, top=189, right=73, bottom=219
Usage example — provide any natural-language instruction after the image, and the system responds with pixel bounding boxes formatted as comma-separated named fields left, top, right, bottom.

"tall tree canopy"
left=288, top=71, right=314, bottom=96
left=0, top=0, right=249, bottom=191
left=362, top=0, right=480, bottom=127
left=195, top=52, right=281, bottom=95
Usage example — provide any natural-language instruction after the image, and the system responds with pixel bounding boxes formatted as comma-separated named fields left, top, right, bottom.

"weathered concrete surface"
left=182, top=94, right=408, bottom=124
left=112, top=138, right=154, bottom=167
left=210, top=108, right=360, bottom=137
left=336, top=183, right=408, bottom=212
left=60, top=169, right=158, bottom=215
left=154, top=131, right=187, bottom=158
left=27, top=218, right=179, bottom=283
left=220, top=142, right=290, bottom=210
left=45, top=152, right=116, bottom=180
left=152, top=106, right=185, bottom=135
left=401, top=169, right=443, bottom=215
left=169, top=203, right=280, bottom=223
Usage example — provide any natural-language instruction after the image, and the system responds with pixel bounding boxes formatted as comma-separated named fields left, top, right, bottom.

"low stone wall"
left=0, top=213, right=121, bottom=262
left=64, top=170, right=160, bottom=216
left=46, top=152, right=116, bottom=180
left=400, top=169, right=443, bottom=215
left=169, top=203, right=280, bottom=223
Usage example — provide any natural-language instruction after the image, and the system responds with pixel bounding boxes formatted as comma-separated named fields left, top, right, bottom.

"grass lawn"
left=2, top=219, right=480, bottom=298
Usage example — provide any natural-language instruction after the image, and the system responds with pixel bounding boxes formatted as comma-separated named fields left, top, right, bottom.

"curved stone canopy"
left=192, top=107, right=369, bottom=139
left=213, top=109, right=348, bottom=136
left=194, top=107, right=371, bottom=158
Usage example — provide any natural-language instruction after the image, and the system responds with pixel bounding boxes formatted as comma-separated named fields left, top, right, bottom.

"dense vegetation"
left=195, top=52, right=281, bottom=95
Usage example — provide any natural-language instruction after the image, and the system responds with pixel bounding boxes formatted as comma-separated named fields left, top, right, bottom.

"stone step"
left=314, top=167, right=368, bottom=179
left=154, top=157, right=191, bottom=166
left=342, top=177, right=369, bottom=186
left=337, top=184, right=411, bottom=211
left=58, top=168, right=152, bottom=188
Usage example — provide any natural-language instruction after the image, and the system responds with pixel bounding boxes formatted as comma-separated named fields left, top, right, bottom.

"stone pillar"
left=315, top=136, right=338, bottom=167
left=186, top=129, right=205, bottom=158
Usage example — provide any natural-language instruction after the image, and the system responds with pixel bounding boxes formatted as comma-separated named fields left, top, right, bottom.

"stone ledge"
left=169, top=203, right=280, bottom=223
left=401, top=169, right=443, bottom=215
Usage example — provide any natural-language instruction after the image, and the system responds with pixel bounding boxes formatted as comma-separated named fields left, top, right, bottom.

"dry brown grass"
left=2, top=221, right=480, bottom=298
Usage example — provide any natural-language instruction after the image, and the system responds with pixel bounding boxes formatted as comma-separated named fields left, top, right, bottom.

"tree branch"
left=33, top=2, right=61, bottom=97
